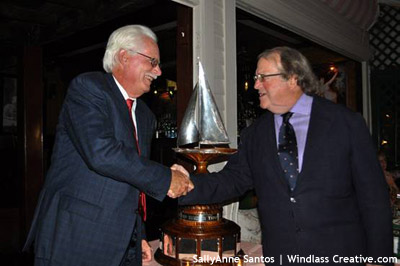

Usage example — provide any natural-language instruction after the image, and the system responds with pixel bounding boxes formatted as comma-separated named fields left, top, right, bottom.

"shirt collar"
left=113, top=75, right=137, bottom=111
left=290, top=93, right=312, bottom=115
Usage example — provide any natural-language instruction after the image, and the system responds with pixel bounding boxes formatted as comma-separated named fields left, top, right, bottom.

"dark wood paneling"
left=21, top=46, right=44, bottom=235
left=176, top=5, right=192, bottom=128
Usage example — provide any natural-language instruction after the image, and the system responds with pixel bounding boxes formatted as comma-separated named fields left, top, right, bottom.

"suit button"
left=290, top=197, right=296, bottom=203
left=296, top=227, right=302, bottom=232
left=135, top=209, right=139, bottom=214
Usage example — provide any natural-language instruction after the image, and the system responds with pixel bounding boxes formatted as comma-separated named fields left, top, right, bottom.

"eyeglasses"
left=253, top=73, right=283, bottom=82
left=127, top=50, right=160, bottom=68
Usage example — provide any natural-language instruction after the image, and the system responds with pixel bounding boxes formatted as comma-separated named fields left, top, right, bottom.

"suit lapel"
left=105, top=74, right=136, bottom=142
left=296, top=96, right=333, bottom=188
left=135, top=100, right=147, bottom=153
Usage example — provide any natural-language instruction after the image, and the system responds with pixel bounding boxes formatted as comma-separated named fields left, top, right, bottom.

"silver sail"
left=176, top=84, right=199, bottom=146
left=177, top=61, right=230, bottom=146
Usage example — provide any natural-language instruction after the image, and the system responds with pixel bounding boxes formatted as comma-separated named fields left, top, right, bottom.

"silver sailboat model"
left=156, top=63, right=240, bottom=266
left=173, top=61, right=236, bottom=173
left=177, top=61, right=230, bottom=147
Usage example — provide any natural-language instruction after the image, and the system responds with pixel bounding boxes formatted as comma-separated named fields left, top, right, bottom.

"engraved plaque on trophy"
left=154, top=62, right=242, bottom=266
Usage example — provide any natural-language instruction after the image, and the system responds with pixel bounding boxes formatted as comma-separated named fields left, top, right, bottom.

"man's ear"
left=118, top=49, right=128, bottom=65
left=288, top=75, right=298, bottom=88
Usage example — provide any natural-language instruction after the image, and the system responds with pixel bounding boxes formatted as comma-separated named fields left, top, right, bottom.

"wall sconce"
left=329, top=65, right=337, bottom=73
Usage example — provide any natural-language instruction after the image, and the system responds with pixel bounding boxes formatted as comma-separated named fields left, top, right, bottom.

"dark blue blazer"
left=24, top=72, right=171, bottom=266
left=180, top=96, right=393, bottom=265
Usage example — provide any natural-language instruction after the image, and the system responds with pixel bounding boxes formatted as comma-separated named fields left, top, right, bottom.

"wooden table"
left=144, top=240, right=264, bottom=266
left=145, top=240, right=400, bottom=266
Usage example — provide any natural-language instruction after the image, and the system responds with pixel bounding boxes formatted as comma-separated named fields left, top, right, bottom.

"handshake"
left=167, top=164, right=194, bottom=198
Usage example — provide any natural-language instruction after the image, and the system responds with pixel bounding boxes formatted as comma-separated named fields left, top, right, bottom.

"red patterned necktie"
left=126, top=99, right=147, bottom=221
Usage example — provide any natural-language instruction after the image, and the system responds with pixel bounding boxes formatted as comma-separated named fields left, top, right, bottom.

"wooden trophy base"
left=155, top=148, right=243, bottom=266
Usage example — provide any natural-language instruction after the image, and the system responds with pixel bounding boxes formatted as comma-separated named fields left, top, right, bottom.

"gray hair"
left=258, top=46, right=320, bottom=94
left=103, top=25, right=157, bottom=73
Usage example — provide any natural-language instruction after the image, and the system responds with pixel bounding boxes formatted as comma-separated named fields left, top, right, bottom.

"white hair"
left=103, top=25, right=157, bottom=73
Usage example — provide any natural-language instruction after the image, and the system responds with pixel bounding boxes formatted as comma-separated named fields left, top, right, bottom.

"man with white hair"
left=24, top=25, right=193, bottom=266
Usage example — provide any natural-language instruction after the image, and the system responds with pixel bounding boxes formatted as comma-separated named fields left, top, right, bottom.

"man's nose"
left=153, top=64, right=162, bottom=76
left=254, top=79, right=262, bottom=90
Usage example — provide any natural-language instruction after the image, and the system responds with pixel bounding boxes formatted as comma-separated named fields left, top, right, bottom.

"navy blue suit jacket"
left=24, top=72, right=171, bottom=265
left=180, top=96, right=393, bottom=265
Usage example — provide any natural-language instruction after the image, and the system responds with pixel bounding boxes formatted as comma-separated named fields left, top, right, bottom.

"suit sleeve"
left=62, top=74, right=171, bottom=202
left=179, top=128, right=254, bottom=205
left=350, top=113, right=393, bottom=259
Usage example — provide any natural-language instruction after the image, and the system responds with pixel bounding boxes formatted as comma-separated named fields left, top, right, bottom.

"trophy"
left=155, top=62, right=242, bottom=266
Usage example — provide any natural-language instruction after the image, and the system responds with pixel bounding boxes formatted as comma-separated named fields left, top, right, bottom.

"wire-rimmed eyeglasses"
left=253, top=73, right=283, bottom=82
left=127, top=50, right=160, bottom=68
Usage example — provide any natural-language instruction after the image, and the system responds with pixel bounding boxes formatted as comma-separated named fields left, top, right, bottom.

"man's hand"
left=163, top=234, right=174, bottom=256
left=170, top=164, right=189, bottom=177
left=142, top=239, right=152, bottom=262
left=170, top=164, right=194, bottom=191
left=168, top=164, right=194, bottom=198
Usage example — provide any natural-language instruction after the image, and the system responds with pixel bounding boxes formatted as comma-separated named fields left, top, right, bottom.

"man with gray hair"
left=179, top=46, right=393, bottom=265
left=24, top=25, right=193, bottom=266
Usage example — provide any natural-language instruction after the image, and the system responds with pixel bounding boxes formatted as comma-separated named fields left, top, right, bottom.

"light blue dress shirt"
left=274, top=93, right=313, bottom=172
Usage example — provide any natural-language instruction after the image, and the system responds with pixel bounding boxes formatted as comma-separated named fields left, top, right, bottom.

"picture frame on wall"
left=314, top=63, right=348, bottom=106
left=2, top=77, right=17, bottom=134
left=313, top=61, right=359, bottom=112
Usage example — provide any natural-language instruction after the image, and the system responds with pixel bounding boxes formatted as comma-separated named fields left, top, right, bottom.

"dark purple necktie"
left=278, top=112, right=299, bottom=191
